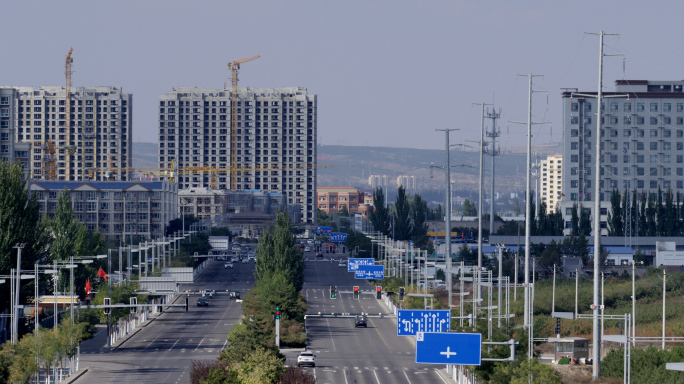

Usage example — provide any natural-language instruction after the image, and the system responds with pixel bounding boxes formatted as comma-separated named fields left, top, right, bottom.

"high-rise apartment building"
left=561, top=79, right=684, bottom=234
left=0, top=86, right=132, bottom=181
left=368, top=175, right=391, bottom=189
left=540, top=155, right=562, bottom=213
left=0, top=88, right=31, bottom=178
left=158, top=87, right=317, bottom=224
left=396, top=175, right=416, bottom=190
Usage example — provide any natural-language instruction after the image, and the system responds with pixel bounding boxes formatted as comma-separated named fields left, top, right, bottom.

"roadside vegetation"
left=191, top=211, right=314, bottom=384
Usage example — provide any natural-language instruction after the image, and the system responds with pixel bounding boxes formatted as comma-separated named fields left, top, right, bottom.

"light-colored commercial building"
left=179, top=187, right=288, bottom=222
left=0, top=86, right=132, bottom=181
left=560, top=79, right=684, bottom=234
left=29, top=180, right=177, bottom=241
left=540, top=155, right=562, bottom=213
left=158, top=87, right=316, bottom=224
left=317, top=187, right=370, bottom=217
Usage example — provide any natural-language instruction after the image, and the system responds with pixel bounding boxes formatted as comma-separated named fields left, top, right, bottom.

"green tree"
left=410, top=194, right=429, bottom=247
left=647, top=192, right=656, bottom=236
left=639, top=192, right=647, bottom=236
left=393, top=186, right=412, bottom=241
left=254, top=211, right=304, bottom=292
left=570, top=203, right=579, bottom=237
left=578, top=204, right=591, bottom=237
left=463, top=198, right=477, bottom=216
left=608, top=189, right=623, bottom=236
left=50, top=188, right=87, bottom=261
left=0, top=160, right=51, bottom=316
left=338, top=204, right=349, bottom=217
left=370, top=187, right=390, bottom=236
left=510, top=358, right=562, bottom=384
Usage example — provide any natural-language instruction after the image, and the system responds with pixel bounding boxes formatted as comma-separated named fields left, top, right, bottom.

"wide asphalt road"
left=74, top=246, right=256, bottom=384
left=285, top=250, right=449, bottom=384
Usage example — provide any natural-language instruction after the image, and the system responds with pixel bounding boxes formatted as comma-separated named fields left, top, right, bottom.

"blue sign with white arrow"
left=397, top=309, right=451, bottom=336
left=329, top=232, right=348, bottom=242
left=354, top=265, right=385, bottom=279
left=415, top=332, right=482, bottom=365
left=347, top=258, right=375, bottom=272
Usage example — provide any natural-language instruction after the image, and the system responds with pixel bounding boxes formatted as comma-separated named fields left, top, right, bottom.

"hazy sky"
left=4, top=1, right=684, bottom=151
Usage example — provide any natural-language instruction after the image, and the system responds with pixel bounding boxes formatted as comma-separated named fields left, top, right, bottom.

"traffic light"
left=353, top=286, right=359, bottom=300
left=399, top=287, right=405, bottom=301
left=130, top=297, right=138, bottom=314
left=103, top=298, right=111, bottom=315
left=275, top=307, right=281, bottom=320
left=555, top=317, right=561, bottom=335
left=376, top=286, right=382, bottom=299
left=330, top=285, right=337, bottom=299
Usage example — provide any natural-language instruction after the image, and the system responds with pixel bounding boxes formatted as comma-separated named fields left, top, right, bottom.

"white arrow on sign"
left=440, top=347, right=457, bottom=358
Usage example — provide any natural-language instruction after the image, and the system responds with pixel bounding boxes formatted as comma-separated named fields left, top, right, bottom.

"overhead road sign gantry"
left=415, top=332, right=482, bottom=365
left=398, top=309, right=450, bottom=336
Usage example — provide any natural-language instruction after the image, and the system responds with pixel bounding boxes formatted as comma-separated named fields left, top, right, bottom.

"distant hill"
left=132, top=142, right=562, bottom=195
left=316, top=144, right=561, bottom=194
left=132, top=142, right=159, bottom=169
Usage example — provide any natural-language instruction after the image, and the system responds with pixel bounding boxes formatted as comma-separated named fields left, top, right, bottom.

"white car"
left=224, top=262, right=233, bottom=269
left=338, top=260, right=347, bottom=268
left=304, top=246, right=311, bottom=252
left=297, top=351, right=315, bottom=367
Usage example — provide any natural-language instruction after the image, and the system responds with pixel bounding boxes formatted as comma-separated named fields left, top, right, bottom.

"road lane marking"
left=403, top=370, right=413, bottom=384
left=168, top=338, right=181, bottom=351
left=373, top=369, right=381, bottom=384
left=343, top=368, right=349, bottom=384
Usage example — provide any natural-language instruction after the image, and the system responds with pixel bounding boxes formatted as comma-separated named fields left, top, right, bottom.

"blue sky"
left=3, top=1, right=684, bottom=150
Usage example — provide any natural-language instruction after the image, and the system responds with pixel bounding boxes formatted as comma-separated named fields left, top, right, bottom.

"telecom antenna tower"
left=485, top=108, right=501, bottom=235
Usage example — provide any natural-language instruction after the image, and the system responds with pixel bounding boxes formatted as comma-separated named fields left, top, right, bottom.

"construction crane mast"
left=227, top=55, right=260, bottom=189
left=64, top=47, right=75, bottom=178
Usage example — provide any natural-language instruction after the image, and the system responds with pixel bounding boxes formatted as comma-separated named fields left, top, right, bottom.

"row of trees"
left=369, top=186, right=430, bottom=247
left=608, top=188, right=684, bottom=237
left=0, top=160, right=110, bottom=338
left=191, top=211, right=313, bottom=384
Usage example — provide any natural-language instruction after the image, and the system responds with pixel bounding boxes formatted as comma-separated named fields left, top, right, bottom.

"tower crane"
left=227, top=54, right=260, bottom=190
left=42, top=48, right=73, bottom=180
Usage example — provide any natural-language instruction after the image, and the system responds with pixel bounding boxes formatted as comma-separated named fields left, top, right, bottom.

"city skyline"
left=3, top=2, right=684, bottom=150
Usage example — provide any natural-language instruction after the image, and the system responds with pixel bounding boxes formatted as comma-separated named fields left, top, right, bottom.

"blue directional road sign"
left=347, top=258, right=375, bottom=272
left=397, top=309, right=451, bottom=336
left=415, top=332, right=482, bottom=365
left=354, top=265, right=384, bottom=279
left=329, top=232, right=348, bottom=242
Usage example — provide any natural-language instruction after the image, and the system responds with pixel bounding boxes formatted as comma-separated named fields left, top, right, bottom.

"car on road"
left=241, top=258, right=249, bottom=263
left=229, top=290, right=241, bottom=300
left=304, top=246, right=310, bottom=252
left=248, top=256, right=256, bottom=262
left=355, top=315, right=368, bottom=328
left=224, top=262, right=233, bottom=269
left=204, top=289, right=215, bottom=298
left=197, top=297, right=209, bottom=306
left=338, top=260, right=347, bottom=268
left=315, top=252, right=324, bottom=258
left=299, top=244, right=305, bottom=249
left=232, top=245, right=241, bottom=252
left=297, top=351, right=315, bottom=367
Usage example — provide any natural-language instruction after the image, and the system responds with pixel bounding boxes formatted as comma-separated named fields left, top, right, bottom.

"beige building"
left=1, top=86, right=132, bottom=181
left=541, top=154, right=562, bottom=213
left=158, top=87, right=316, bottom=224
left=396, top=175, right=416, bottom=190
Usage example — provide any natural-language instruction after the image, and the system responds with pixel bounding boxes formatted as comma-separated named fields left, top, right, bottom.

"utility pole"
left=486, top=108, right=501, bottom=235
left=663, top=269, right=667, bottom=350
left=473, top=103, right=492, bottom=304
left=512, top=75, right=547, bottom=327
left=436, top=128, right=458, bottom=310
